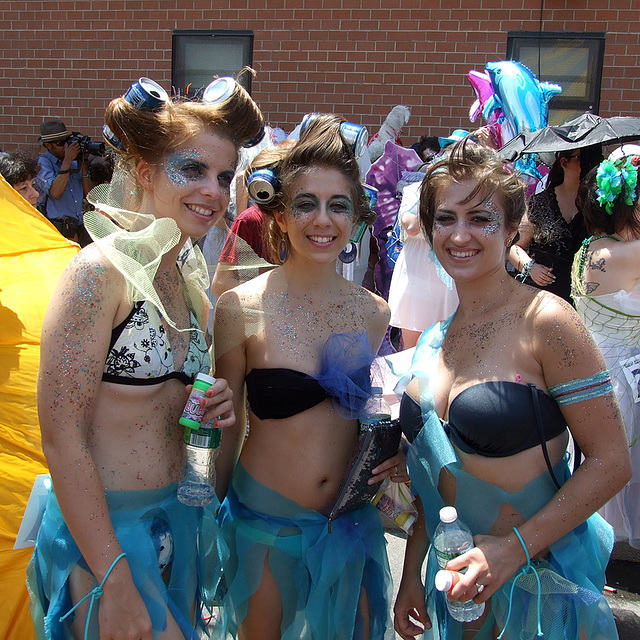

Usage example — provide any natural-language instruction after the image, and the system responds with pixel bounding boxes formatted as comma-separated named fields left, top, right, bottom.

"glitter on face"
left=290, top=194, right=354, bottom=221
left=482, top=197, right=503, bottom=236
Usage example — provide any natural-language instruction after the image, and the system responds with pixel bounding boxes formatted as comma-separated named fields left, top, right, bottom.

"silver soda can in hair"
left=203, top=77, right=266, bottom=148
left=202, top=77, right=237, bottom=105
left=340, top=122, right=368, bottom=159
left=300, top=113, right=368, bottom=158
left=247, top=169, right=280, bottom=204
left=123, top=77, right=169, bottom=111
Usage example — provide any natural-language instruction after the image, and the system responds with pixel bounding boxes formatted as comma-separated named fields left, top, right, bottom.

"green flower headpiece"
left=595, top=156, right=638, bottom=215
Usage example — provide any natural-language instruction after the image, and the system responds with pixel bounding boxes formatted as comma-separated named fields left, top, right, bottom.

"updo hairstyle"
left=420, top=138, right=526, bottom=244
left=104, top=80, right=264, bottom=173
left=258, top=113, right=375, bottom=264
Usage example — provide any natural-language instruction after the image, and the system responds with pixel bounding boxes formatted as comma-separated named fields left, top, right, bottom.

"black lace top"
left=526, top=188, right=587, bottom=302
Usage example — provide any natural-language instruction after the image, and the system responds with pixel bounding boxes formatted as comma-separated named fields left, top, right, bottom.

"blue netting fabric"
left=218, top=462, right=393, bottom=640
left=403, top=318, right=619, bottom=640
left=27, top=485, right=227, bottom=640
left=315, top=330, right=375, bottom=420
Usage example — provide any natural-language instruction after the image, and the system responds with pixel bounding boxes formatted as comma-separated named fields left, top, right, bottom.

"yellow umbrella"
left=0, top=176, right=78, bottom=640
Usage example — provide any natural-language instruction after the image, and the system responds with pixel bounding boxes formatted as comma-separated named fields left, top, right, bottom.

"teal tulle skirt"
left=27, top=483, right=227, bottom=640
left=218, top=462, right=393, bottom=639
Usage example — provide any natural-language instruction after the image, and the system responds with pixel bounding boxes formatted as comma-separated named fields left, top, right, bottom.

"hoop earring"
left=338, top=242, right=358, bottom=263
left=278, top=238, right=288, bottom=262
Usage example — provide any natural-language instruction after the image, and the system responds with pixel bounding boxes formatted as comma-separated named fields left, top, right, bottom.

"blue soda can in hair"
left=124, top=77, right=169, bottom=111
left=248, top=169, right=280, bottom=204
left=102, top=124, right=125, bottom=151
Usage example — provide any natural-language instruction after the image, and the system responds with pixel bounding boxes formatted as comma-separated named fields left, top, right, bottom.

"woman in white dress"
left=388, top=180, right=458, bottom=348
left=572, top=152, right=640, bottom=548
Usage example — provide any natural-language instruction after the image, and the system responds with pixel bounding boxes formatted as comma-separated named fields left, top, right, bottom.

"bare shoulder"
left=527, top=290, right=604, bottom=380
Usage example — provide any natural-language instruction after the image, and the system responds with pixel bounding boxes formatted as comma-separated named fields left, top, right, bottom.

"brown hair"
left=258, top=114, right=375, bottom=263
left=419, top=138, right=526, bottom=244
left=104, top=79, right=264, bottom=173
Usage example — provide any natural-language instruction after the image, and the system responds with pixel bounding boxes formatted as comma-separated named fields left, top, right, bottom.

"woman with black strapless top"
left=213, top=115, right=405, bottom=639
left=393, top=140, right=631, bottom=640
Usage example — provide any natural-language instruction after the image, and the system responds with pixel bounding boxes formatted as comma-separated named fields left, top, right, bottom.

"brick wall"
left=1, top=0, right=638, bottom=151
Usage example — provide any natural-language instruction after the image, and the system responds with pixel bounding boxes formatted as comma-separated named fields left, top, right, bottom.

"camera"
left=68, top=132, right=105, bottom=156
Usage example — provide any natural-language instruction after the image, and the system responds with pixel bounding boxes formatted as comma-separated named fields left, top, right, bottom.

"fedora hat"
left=39, top=119, right=70, bottom=143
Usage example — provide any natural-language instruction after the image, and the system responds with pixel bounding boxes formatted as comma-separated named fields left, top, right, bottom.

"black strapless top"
left=400, top=381, right=567, bottom=457
left=246, top=368, right=328, bottom=420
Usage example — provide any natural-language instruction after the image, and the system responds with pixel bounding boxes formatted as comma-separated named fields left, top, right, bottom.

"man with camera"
left=37, top=119, right=94, bottom=246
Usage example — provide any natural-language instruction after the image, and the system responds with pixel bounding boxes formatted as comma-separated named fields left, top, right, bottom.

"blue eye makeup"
left=164, top=149, right=207, bottom=187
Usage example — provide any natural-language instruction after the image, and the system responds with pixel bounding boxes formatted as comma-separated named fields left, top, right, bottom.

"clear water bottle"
left=177, top=420, right=221, bottom=506
left=359, top=386, right=392, bottom=432
left=433, top=506, right=485, bottom=622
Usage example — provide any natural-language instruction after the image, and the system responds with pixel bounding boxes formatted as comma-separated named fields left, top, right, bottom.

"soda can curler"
left=247, top=169, right=280, bottom=204
left=102, top=124, right=125, bottom=151
left=300, top=114, right=368, bottom=158
left=123, top=77, right=169, bottom=111
left=202, top=77, right=237, bottom=105
left=339, top=121, right=368, bottom=159
left=202, top=77, right=266, bottom=148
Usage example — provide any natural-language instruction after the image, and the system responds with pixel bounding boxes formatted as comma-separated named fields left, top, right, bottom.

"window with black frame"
left=172, top=30, right=254, bottom=100
left=507, top=32, right=605, bottom=125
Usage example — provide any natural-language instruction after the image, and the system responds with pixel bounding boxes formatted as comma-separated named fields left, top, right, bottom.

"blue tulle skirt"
left=27, top=483, right=226, bottom=640
left=218, top=462, right=393, bottom=639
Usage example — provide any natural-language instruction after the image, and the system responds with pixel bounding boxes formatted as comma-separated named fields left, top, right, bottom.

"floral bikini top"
left=102, top=300, right=210, bottom=386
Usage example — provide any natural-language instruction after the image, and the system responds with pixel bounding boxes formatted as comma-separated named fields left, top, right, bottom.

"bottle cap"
left=439, top=506, right=458, bottom=523
left=192, top=373, right=216, bottom=391
left=435, top=570, right=454, bottom=592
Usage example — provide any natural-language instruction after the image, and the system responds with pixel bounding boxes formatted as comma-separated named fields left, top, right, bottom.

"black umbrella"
left=499, top=113, right=640, bottom=161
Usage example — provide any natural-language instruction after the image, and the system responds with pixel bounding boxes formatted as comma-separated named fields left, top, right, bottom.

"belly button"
left=319, top=477, right=329, bottom=486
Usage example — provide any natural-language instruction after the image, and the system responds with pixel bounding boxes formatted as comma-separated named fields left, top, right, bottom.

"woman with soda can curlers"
left=28, top=76, right=264, bottom=639
left=213, top=113, right=405, bottom=639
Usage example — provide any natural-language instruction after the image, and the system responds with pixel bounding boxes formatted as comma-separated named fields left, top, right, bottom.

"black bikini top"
left=246, top=368, right=328, bottom=419
left=400, top=381, right=567, bottom=456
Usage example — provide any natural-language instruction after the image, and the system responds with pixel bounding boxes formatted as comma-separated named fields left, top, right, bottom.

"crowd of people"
left=2, top=76, right=639, bottom=640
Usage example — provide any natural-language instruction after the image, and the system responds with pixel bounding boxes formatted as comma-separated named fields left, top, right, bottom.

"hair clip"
left=595, top=156, right=638, bottom=215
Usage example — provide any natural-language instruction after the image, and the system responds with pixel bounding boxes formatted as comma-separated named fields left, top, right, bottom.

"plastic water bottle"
left=177, top=373, right=220, bottom=506
left=359, top=386, right=392, bottom=432
left=177, top=421, right=221, bottom=506
left=433, top=506, right=485, bottom=622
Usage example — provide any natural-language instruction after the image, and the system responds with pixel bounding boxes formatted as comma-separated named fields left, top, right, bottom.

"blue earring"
left=278, top=238, right=288, bottom=262
left=339, top=242, right=358, bottom=263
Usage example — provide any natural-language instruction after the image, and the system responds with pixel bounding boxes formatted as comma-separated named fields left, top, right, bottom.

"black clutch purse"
left=327, top=417, right=402, bottom=531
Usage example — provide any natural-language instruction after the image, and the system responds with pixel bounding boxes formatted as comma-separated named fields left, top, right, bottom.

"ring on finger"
left=475, top=583, right=485, bottom=594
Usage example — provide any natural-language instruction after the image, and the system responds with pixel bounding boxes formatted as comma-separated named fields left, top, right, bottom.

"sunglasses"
left=50, top=139, right=68, bottom=147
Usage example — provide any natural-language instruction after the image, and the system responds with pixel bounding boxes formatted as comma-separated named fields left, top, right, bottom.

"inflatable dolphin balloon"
left=485, top=60, right=562, bottom=135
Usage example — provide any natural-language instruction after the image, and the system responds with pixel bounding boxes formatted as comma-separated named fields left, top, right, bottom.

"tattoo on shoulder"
left=585, top=281, right=600, bottom=295
left=587, top=255, right=606, bottom=273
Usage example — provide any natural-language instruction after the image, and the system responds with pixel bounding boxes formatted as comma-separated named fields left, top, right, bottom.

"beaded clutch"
left=327, top=417, right=402, bottom=530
